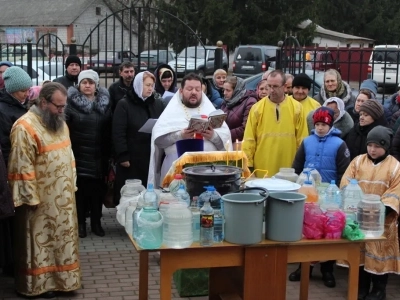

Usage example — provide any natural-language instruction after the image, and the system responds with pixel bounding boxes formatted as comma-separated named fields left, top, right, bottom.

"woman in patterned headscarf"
left=314, top=69, right=355, bottom=111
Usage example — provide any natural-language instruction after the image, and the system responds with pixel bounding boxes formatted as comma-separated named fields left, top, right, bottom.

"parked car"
left=88, top=50, right=136, bottom=76
left=232, top=45, right=279, bottom=78
left=367, top=45, right=400, bottom=89
left=277, top=51, right=340, bottom=73
left=0, top=46, right=47, bottom=61
left=13, top=61, right=65, bottom=85
left=168, top=46, right=228, bottom=77
left=134, top=50, right=176, bottom=72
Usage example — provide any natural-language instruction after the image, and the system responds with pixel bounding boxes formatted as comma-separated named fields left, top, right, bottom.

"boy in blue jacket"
left=290, top=106, right=351, bottom=288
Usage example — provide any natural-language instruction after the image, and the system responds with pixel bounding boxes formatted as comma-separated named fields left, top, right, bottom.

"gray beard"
left=31, top=105, right=65, bottom=134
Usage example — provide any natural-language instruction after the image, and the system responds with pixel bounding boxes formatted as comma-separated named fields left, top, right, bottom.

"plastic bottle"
left=190, top=197, right=201, bottom=242
left=163, top=202, right=193, bottom=248
left=357, top=194, right=385, bottom=238
left=124, top=204, right=136, bottom=236
left=174, top=185, right=191, bottom=207
left=298, top=180, right=319, bottom=203
left=168, top=174, right=186, bottom=196
left=198, top=186, right=223, bottom=242
left=143, top=183, right=159, bottom=209
left=200, top=198, right=214, bottom=246
left=120, top=179, right=145, bottom=202
left=342, top=179, right=364, bottom=220
left=321, top=180, right=342, bottom=211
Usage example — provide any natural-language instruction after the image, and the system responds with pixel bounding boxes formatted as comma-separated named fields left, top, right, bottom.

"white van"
left=368, top=45, right=400, bottom=88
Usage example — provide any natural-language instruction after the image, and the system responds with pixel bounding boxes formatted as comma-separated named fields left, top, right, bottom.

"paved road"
left=1, top=207, right=400, bottom=299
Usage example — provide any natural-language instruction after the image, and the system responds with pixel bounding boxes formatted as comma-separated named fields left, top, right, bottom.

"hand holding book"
left=187, top=109, right=227, bottom=133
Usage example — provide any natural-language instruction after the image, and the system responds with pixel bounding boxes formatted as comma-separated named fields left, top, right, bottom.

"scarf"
left=224, top=77, right=247, bottom=108
left=133, top=71, right=154, bottom=101
left=323, top=97, right=345, bottom=123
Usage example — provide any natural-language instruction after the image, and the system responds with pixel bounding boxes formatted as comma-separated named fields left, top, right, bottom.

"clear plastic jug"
left=120, top=179, right=145, bottom=203
left=163, top=202, right=193, bottom=248
left=136, top=207, right=163, bottom=249
left=273, top=167, right=299, bottom=183
left=168, top=174, right=186, bottom=196
left=298, top=180, right=319, bottom=203
left=357, top=194, right=385, bottom=238
left=342, top=179, right=364, bottom=220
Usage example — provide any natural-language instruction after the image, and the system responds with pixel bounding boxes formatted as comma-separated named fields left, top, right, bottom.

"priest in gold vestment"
left=8, top=82, right=81, bottom=298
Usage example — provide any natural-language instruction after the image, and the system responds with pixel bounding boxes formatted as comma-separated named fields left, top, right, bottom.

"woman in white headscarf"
left=306, top=97, right=354, bottom=138
left=112, top=71, right=165, bottom=205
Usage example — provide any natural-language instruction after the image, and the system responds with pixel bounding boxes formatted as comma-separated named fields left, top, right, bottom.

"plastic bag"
left=303, top=203, right=328, bottom=239
left=324, top=209, right=346, bottom=239
left=342, top=219, right=365, bottom=241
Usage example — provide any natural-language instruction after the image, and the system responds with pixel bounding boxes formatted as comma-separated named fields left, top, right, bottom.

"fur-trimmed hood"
left=67, top=86, right=110, bottom=114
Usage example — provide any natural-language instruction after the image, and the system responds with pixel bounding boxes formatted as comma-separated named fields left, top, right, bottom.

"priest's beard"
left=31, top=105, right=65, bottom=133
left=181, top=94, right=202, bottom=108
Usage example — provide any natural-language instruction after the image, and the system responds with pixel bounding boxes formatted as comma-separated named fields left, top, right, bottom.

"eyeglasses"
left=49, top=100, right=67, bottom=111
left=266, top=84, right=284, bottom=90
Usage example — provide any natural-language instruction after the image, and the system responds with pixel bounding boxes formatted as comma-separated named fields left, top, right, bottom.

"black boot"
left=91, top=223, right=105, bottom=237
left=366, top=274, right=388, bottom=300
left=320, top=260, right=336, bottom=288
left=358, top=267, right=371, bottom=300
left=288, top=263, right=313, bottom=281
left=78, top=224, right=87, bottom=238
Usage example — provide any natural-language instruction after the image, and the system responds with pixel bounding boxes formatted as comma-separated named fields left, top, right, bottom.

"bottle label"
left=200, top=214, right=214, bottom=228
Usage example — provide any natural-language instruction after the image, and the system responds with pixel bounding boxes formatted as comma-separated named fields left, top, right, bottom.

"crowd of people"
left=0, top=55, right=400, bottom=299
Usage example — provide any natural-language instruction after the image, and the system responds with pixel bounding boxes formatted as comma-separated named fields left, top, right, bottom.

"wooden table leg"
left=346, top=244, right=361, bottom=300
left=209, top=267, right=243, bottom=300
left=244, top=246, right=287, bottom=300
left=139, top=251, right=149, bottom=300
left=299, top=262, right=310, bottom=300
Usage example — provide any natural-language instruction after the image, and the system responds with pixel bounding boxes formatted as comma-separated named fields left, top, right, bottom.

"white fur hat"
left=78, top=70, right=99, bottom=87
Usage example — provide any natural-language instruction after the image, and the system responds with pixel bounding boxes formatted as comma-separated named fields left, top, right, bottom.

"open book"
left=188, top=109, right=227, bottom=132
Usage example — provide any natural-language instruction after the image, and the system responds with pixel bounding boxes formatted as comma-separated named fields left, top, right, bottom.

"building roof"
left=0, top=0, right=97, bottom=26
left=298, top=19, right=374, bottom=43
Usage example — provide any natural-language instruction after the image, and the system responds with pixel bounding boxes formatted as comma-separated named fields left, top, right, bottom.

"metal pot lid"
left=183, top=165, right=242, bottom=176
left=245, top=178, right=300, bottom=191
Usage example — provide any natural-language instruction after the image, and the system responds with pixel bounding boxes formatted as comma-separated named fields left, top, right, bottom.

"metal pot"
left=182, top=164, right=242, bottom=200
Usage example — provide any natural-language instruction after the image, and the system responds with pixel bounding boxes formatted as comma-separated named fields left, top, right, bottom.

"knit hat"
left=3, top=66, right=32, bottom=93
left=366, top=125, right=393, bottom=151
left=0, top=61, right=13, bottom=68
left=159, top=67, right=173, bottom=82
left=359, top=99, right=384, bottom=121
left=65, top=55, right=82, bottom=68
left=313, top=107, right=334, bottom=127
left=359, top=79, right=378, bottom=99
left=292, top=73, right=312, bottom=90
left=78, top=70, right=99, bottom=87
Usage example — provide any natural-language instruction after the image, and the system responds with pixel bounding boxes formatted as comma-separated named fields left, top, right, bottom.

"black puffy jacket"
left=0, top=90, right=28, bottom=165
left=65, top=86, right=112, bottom=179
left=108, top=78, right=131, bottom=113
left=53, top=72, right=78, bottom=89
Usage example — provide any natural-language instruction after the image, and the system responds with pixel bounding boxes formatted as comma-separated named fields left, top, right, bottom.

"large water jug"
left=174, top=185, right=191, bottom=207
left=321, top=180, right=342, bottom=211
left=163, top=202, right=193, bottom=248
left=120, top=179, right=145, bottom=202
left=296, top=166, right=322, bottom=186
left=125, top=203, right=136, bottom=236
left=132, top=197, right=144, bottom=240
left=342, top=179, right=364, bottom=220
left=136, top=207, right=163, bottom=249
left=357, top=194, right=385, bottom=238
left=168, top=174, right=186, bottom=196
left=143, top=183, right=159, bottom=208
left=298, top=180, right=319, bottom=203
left=273, top=167, right=299, bottom=183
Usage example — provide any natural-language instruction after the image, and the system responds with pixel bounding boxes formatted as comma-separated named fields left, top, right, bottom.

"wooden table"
left=129, top=235, right=380, bottom=300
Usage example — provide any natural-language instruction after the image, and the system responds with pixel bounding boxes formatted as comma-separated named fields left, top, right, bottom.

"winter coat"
left=345, top=115, right=388, bottom=160
left=307, top=109, right=354, bottom=139
left=53, top=72, right=78, bottom=89
left=221, top=90, right=257, bottom=142
left=108, top=78, right=132, bottom=113
left=112, top=88, right=164, bottom=199
left=154, top=63, right=178, bottom=95
left=292, top=127, right=350, bottom=183
left=65, top=87, right=112, bottom=179
left=0, top=91, right=28, bottom=165
left=314, top=81, right=355, bottom=111
left=391, top=126, right=400, bottom=162
left=387, top=92, right=400, bottom=116
left=204, top=78, right=223, bottom=108
left=0, top=145, right=13, bottom=219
